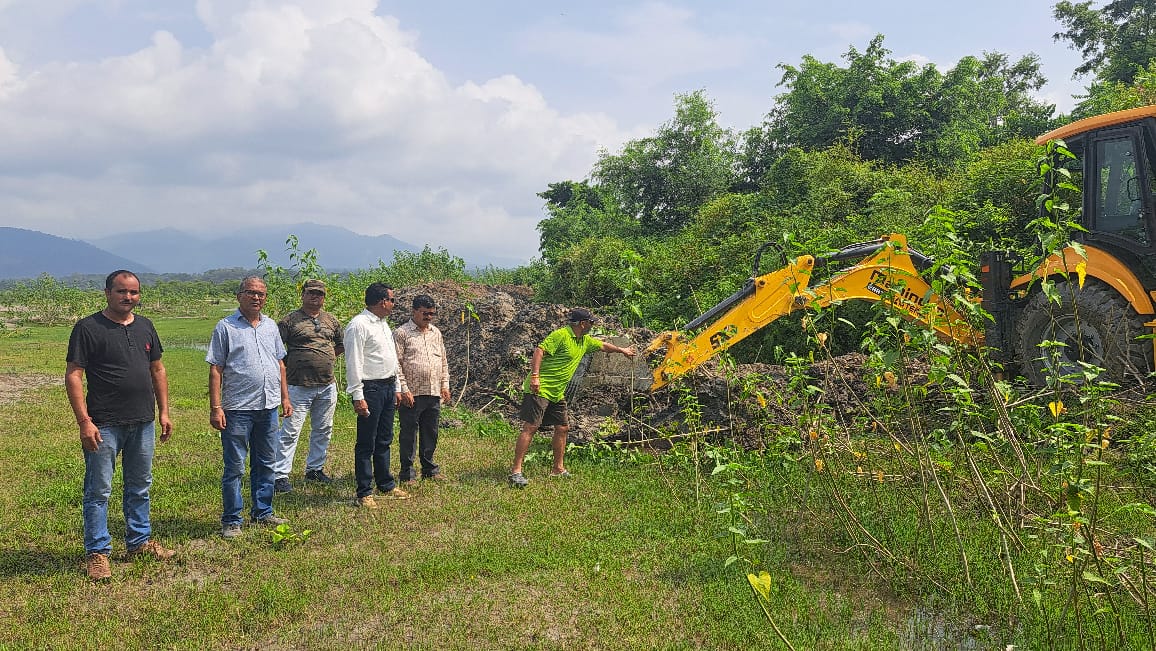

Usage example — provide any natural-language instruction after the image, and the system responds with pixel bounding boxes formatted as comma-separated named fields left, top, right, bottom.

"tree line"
left=524, top=2, right=1156, bottom=363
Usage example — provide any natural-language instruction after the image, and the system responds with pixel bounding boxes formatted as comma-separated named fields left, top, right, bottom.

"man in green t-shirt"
left=508, top=308, right=636, bottom=488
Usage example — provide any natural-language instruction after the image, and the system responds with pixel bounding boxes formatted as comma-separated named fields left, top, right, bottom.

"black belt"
left=364, top=377, right=396, bottom=384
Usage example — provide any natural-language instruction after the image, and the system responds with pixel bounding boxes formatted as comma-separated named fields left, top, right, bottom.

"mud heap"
left=393, top=282, right=914, bottom=450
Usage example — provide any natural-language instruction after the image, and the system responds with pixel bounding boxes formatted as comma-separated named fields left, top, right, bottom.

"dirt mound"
left=393, top=281, right=896, bottom=448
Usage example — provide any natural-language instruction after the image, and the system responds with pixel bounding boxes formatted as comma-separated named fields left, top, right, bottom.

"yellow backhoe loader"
left=646, top=105, right=1156, bottom=390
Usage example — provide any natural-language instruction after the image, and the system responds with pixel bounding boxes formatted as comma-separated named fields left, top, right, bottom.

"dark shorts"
left=518, top=394, right=568, bottom=427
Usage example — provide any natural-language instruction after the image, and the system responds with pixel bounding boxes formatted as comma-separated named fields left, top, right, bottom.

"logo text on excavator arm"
left=867, top=269, right=927, bottom=312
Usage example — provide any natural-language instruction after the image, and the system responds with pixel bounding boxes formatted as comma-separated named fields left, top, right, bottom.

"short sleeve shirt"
left=395, top=320, right=450, bottom=396
left=206, top=310, right=286, bottom=410
left=66, top=312, right=163, bottom=426
left=523, top=326, right=603, bottom=402
left=278, top=309, right=342, bottom=387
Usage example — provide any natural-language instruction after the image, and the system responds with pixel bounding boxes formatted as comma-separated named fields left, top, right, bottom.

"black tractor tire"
left=1016, top=280, right=1152, bottom=386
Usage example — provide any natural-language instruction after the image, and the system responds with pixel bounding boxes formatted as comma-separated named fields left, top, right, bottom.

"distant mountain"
left=0, top=227, right=152, bottom=280
left=88, top=223, right=420, bottom=274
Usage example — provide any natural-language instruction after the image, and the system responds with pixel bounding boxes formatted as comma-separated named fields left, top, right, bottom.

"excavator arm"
left=645, top=234, right=985, bottom=391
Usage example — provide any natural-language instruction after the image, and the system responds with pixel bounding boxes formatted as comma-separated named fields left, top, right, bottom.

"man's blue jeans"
left=274, top=383, right=337, bottom=478
left=221, top=408, right=278, bottom=525
left=83, top=421, right=155, bottom=554
left=354, top=378, right=396, bottom=497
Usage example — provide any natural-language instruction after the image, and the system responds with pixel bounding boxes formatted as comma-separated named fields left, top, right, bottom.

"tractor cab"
left=1037, top=106, right=1156, bottom=276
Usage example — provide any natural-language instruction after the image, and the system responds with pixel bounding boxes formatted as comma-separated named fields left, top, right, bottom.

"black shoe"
left=305, top=469, right=334, bottom=485
left=274, top=477, right=292, bottom=494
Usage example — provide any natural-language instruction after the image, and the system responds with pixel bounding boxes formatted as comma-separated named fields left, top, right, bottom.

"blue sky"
left=0, top=1, right=1090, bottom=265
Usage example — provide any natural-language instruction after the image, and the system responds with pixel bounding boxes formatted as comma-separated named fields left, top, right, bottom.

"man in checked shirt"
left=394, top=294, right=452, bottom=485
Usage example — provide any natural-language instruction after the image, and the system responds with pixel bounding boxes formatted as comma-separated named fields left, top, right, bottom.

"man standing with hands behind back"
left=345, top=282, right=411, bottom=508
left=66, top=270, right=174, bottom=581
left=207, top=276, right=293, bottom=539
left=394, top=294, right=452, bottom=485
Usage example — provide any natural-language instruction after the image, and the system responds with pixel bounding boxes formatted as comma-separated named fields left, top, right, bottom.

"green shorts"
left=518, top=393, right=568, bottom=427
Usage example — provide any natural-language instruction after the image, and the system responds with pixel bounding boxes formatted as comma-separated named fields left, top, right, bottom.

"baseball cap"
left=568, top=307, right=596, bottom=323
left=302, top=279, right=327, bottom=294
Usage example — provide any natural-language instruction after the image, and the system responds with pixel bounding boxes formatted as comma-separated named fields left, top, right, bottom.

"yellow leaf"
left=1048, top=401, right=1064, bottom=418
left=1066, top=554, right=1075, bottom=563
left=747, top=571, right=773, bottom=601
left=1076, top=261, right=1087, bottom=289
left=756, top=393, right=766, bottom=408
left=814, top=458, right=824, bottom=472
left=856, top=465, right=863, bottom=474
left=808, top=430, right=818, bottom=441
left=816, top=332, right=828, bottom=345
left=883, top=371, right=897, bottom=389
left=874, top=470, right=884, bottom=483
left=893, top=442, right=901, bottom=452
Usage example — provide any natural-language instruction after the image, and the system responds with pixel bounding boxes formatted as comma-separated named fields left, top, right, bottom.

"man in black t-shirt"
left=66, top=270, right=174, bottom=581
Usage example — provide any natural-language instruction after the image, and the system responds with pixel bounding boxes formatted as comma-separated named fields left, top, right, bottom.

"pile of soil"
left=393, top=281, right=897, bottom=449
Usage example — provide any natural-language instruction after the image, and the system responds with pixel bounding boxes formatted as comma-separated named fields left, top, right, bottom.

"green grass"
left=3, top=319, right=1153, bottom=650
left=0, top=320, right=799, bottom=649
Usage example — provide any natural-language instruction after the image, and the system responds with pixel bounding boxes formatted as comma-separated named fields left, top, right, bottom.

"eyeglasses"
left=311, top=317, right=321, bottom=333
left=382, top=297, right=395, bottom=304
left=240, top=290, right=267, bottom=298
left=305, top=289, right=326, bottom=297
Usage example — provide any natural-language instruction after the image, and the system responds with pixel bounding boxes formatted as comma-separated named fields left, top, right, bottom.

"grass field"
left=4, top=317, right=1152, bottom=650
left=0, top=318, right=868, bottom=649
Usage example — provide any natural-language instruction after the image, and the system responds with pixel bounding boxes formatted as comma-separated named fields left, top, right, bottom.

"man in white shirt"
left=343, top=283, right=411, bottom=508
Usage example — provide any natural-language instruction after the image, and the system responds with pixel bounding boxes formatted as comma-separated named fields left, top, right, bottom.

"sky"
left=0, top=0, right=1090, bottom=266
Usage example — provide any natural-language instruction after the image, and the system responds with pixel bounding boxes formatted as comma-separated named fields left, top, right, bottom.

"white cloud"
left=896, top=53, right=932, bottom=68
left=0, top=0, right=627, bottom=263
left=827, top=21, right=872, bottom=45
left=521, top=2, right=757, bottom=91
left=0, top=46, right=17, bottom=96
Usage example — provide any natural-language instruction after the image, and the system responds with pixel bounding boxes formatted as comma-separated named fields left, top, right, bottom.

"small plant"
left=456, top=301, right=481, bottom=406
left=257, top=234, right=330, bottom=317
left=270, top=523, right=313, bottom=549
left=746, top=571, right=797, bottom=650
left=614, top=248, right=651, bottom=327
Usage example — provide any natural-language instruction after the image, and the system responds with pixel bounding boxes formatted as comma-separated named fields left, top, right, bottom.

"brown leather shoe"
left=127, top=540, right=175, bottom=561
left=86, top=552, right=111, bottom=581
left=425, top=473, right=448, bottom=482
left=381, top=487, right=412, bottom=500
